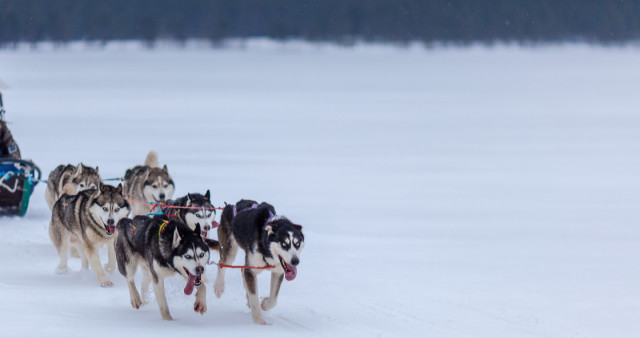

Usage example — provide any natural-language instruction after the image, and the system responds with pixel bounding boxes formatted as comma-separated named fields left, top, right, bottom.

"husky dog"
left=164, top=190, right=218, bottom=238
left=45, top=163, right=101, bottom=210
left=116, top=215, right=210, bottom=320
left=123, top=151, right=174, bottom=216
left=49, top=184, right=130, bottom=287
left=214, top=199, right=305, bottom=325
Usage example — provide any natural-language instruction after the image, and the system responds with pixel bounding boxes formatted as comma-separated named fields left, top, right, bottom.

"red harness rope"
left=125, top=196, right=225, bottom=215
left=126, top=196, right=270, bottom=269
left=208, top=259, right=275, bottom=270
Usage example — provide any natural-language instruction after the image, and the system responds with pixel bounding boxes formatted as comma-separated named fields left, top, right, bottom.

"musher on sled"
left=0, top=90, right=41, bottom=216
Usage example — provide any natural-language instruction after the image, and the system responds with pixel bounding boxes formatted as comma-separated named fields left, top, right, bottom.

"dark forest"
left=1, top=0, right=639, bottom=47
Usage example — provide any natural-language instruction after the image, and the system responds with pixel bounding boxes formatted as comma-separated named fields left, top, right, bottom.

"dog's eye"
left=185, top=254, right=192, bottom=259
left=102, top=207, right=108, bottom=212
left=163, top=184, right=169, bottom=189
left=206, top=213, right=212, bottom=218
left=196, top=213, right=202, bottom=218
left=199, top=252, right=205, bottom=258
left=294, top=242, right=300, bottom=248
left=89, top=184, right=96, bottom=189
left=79, top=183, right=85, bottom=188
left=115, top=207, right=120, bottom=212
left=152, top=184, right=158, bottom=189
left=281, top=242, right=287, bottom=248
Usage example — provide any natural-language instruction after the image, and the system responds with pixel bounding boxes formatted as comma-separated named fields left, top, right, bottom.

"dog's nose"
left=107, top=219, right=114, bottom=225
left=159, top=193, right=166, bottom=200
left=291, top=256, right=299, bottom=266
left=195, top=266, right=204, bottom=275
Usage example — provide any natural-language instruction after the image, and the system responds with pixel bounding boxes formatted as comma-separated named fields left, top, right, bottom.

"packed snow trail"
left=0, top=41, right=639, bottom=337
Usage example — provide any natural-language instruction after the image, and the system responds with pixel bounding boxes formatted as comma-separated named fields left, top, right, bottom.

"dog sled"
left=0, top=158, right=41, bottom=216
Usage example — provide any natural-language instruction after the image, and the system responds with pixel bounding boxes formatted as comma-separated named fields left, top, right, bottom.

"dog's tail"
left=144, top=151, right=159, bottom=168
left=220, top=203, right=235, bottom=229
left=115, top=218, right=136, bottom=277
left=204, top=238, right=220, bottom=252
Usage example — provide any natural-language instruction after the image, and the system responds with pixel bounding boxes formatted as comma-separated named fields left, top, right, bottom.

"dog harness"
left=233, top=203, right=258, bottom=217
left=158, top=219, right=169, bottom=236
left=266, top=210, right=278, bottom=225
left=233, top=203, right=279, bottom=225
left=208, top=203, right=278, bottom=270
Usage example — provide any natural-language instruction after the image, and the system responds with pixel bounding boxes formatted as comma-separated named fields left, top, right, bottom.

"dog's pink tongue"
left=184, top=273, right=197, bottom=295
left=284, top=263, right=297, bottom=281
left=211, top=220, right=219, bottom=228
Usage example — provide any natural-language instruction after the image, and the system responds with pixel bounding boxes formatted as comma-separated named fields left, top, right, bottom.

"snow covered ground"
left=0, top=40, right=639, bottom=337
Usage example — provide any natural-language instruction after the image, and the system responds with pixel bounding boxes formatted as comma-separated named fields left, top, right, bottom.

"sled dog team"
left=46, top=151, right=305, bottom=324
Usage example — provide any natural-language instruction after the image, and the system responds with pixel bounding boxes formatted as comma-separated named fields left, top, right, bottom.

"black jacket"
left=0, top=120, right=20, bottom=159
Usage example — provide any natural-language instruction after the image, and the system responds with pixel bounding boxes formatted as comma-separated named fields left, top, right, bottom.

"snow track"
left=0, top=40, right=639, bottom=337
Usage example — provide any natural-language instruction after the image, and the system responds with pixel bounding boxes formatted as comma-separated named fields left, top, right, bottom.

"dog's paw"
left=261, top=297, right=276, bottom=311
left=213, top=280, right=224, bottom=298
left=194, top=301, right=207, bottom=315
left=100, top=280, right=114, bottom=288
left=55, top=266, right=70, bottom=274
left=131, top=297, right=142, bottom=309
left=104, top=263, right=115, bottom=273
left=252, top=316, right=268, bottom=325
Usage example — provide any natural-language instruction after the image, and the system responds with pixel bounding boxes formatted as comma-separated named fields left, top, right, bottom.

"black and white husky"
left=123, top=151, right=175, bottom=216
left=115, top=215, right=210, bottom=320
left=49, top=184, right=130, bottom=287
left=45, top=163, right=101, bottom=210
left=164, top=190, right=218, bottom=238
left=214, top=199, right=305, bottom=325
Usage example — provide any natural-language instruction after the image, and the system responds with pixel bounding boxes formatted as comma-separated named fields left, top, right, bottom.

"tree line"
left=1, top=0, right=639, bottom=47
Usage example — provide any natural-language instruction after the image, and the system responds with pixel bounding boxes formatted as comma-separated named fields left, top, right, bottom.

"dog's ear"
left=90, top=188, right=101, bottom=198
left=116, top=183, right=123, bottom=194
left=100, top=184, right=107, bottom=194
left=293, top=223, right=303, bottom=231
left=95, top=166, right=99, bottom=174
left=186, top=193, right=192, bottom=206
left=265, top=224, right=279, bottom=236
left=204, top=190, right=210, bottom=202
left=172, top=227, right=182, bottom=248
left=75, top=164, right=83, bottom=176
left=194, top=223, right=202, bottom=238
left=163, top=164, right=168, bottom=173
